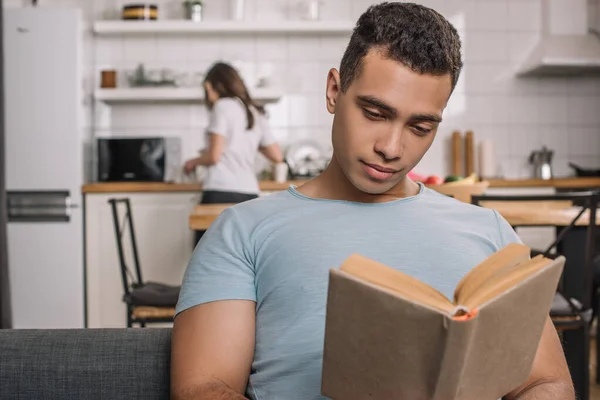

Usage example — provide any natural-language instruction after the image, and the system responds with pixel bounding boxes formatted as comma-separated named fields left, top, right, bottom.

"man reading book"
left=171, top=2, right=574, bottom=399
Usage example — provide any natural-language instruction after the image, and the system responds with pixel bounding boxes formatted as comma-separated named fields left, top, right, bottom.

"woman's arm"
left=184, top=134, right=226, bottom=173
left=259, top=143, right=283, bottom=163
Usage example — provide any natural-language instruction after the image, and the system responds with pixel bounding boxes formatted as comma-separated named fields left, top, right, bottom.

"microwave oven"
left=97, top=137, right=182, bottom=182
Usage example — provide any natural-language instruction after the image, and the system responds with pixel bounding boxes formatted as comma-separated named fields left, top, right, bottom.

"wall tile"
left=506, top=96, right=540, bottom=124
left=255, top=0, right=289, bottom=20
left=288, top=37, right=320, bottom=62
left=464, top=0, right=508, bottom=32
left=567, top=96, right=600, bottom=125
left=463, top=32, right=508, bottom=62
left=122, top=36, right=158, bottom=64
left=319, top=0, right=352, bottom=21
left=256, top=37, right=288, bottom=61
left=507, top=0, right=541, bottom=32
left=507, top=32, right=539, bottom=63
left=537, top=96, right=568, bottom=125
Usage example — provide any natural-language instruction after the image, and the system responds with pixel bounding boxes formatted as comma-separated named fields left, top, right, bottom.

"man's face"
left=326, top=49, right=453, bottom=195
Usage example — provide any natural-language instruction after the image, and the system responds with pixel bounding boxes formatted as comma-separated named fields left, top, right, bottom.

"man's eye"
left=412, top=126, right=432, bottom=136
left=363, top=109, right=385, bottom=120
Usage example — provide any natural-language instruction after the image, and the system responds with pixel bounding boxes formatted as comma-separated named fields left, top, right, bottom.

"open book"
left=321, top=243, right=564, bottom=400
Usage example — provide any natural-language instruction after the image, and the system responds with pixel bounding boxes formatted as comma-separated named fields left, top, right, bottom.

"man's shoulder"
left=421, top=187, right=492, bottom=212
left=225, top=189, right=297, bottom=222
left=419, top=187, right=503, bottom=229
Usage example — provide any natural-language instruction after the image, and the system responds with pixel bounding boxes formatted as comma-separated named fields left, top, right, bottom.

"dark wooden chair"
left=472, top=190, right=598, bottom=400
left=108, top=198, right=180, bottom=327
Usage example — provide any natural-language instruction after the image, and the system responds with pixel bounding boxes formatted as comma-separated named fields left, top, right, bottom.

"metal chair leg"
left=597, top=290, right=600, bottom=385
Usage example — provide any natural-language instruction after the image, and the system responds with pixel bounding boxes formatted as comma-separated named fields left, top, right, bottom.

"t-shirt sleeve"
left=206, top=99, right=230, bottom=137
left=493, top=209, right=524, bottom=247
left=175, top=207, right=256, bottom=316
left=258, top=114, right=276, bottom=147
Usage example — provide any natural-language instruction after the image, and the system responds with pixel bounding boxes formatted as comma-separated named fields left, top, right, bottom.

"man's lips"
left=361, top=161, right=401, bottom=180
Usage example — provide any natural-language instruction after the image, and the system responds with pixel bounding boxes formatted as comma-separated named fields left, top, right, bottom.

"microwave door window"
left=140, top=139, right=165, bottom=181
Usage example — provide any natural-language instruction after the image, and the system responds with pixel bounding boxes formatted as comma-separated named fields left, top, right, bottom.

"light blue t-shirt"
left=176, top=184, right=522, bottom=400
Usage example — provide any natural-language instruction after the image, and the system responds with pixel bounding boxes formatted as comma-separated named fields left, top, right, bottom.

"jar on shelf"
left=183, top=0, right=203, bottom=22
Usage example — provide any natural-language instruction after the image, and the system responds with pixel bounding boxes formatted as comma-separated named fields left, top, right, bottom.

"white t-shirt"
left=202, top=97, right=276, bottom=194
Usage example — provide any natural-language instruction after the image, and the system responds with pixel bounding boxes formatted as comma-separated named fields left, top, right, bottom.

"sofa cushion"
left=0, top=328, right=171, bottom=400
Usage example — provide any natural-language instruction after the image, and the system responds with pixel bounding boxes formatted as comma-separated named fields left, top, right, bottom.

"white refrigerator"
left=3, top=8, right=85, bottom=328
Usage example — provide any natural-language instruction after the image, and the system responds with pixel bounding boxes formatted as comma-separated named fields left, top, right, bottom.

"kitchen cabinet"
left=85, top=192, right=200, bottom=328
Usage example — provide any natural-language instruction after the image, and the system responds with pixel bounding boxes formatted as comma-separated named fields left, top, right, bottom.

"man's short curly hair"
left=339, top=2, right=463, bottom=92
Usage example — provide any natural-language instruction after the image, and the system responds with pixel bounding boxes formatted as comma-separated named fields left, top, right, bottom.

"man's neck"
left=297, top=155, right=420, bottom=203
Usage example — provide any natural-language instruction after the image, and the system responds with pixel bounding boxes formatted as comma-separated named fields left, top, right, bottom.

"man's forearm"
left=506, top=380, right=575, bottom=400
left=172, top=381, right=247, bottom=400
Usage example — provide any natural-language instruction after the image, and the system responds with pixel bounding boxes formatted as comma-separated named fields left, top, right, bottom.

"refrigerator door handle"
left=7, top=191, right=78, bottom=223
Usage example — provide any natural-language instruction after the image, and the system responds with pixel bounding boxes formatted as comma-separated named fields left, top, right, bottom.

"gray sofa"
left=0, top=328, right=171, bottom=400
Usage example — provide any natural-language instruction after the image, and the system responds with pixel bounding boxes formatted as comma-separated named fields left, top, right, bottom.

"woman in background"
left=184, top=62, right=283, bottom=243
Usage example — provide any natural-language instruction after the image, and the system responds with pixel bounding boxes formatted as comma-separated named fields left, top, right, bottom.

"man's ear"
left=325, top=68, right=341, bottom=114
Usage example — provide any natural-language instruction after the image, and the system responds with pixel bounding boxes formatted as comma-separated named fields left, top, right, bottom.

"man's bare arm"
left=504, top=317, right=575, bottom=400
left=171, top=300, right=256, bottom=400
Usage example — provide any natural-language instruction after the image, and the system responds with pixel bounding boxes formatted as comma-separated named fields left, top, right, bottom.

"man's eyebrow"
left=409, top=113, right=443, bottom=124
left=357, top=95, right=398, bottom=117
left=357, top=95, right=442, bottom=123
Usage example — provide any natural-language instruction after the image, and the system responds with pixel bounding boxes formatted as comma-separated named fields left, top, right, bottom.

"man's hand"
left=504, top=317, right=575, bottom=399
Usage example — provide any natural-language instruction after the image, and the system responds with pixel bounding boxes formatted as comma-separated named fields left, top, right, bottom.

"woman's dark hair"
left=340, top=2, right=463, bottom=92
left=204, top=62, right=265, bottom=130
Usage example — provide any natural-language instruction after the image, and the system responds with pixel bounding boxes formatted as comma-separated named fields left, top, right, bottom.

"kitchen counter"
left=81, top=177, right=600, bottom=194
left=189, top=199, right=599, bottom=231
left=81, top=180, right=309, bottom=193
left=486, top=177, right=600, bottom=188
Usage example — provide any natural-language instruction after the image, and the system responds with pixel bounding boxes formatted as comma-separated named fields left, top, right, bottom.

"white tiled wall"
left=5, top=0, right=600, bottom=180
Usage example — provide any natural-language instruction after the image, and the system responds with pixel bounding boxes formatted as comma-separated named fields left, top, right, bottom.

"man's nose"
left=373, top=129, right=403, bottom=161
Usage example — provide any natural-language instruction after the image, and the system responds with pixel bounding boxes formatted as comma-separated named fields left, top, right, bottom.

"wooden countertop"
left=81, top=180, right=307, bottom=193
left=486, top=177, right=600, bottom=188
left=189, top=200, right=598, bottom=231
left=82, top=177, right=600, bottom=194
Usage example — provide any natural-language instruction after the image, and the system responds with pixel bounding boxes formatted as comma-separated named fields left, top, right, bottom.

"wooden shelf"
left=93, top=20, right=354, bottom=36
left=94, top=87, right=283, bottom=104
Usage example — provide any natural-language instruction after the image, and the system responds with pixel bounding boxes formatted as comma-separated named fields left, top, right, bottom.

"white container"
left=273, top=162, right=289, bottom=183
left=478, top=140, right=497, bottom=179
left=230, top=0, right=245, bottom=20
left=303, top=0, right=320, bottom=20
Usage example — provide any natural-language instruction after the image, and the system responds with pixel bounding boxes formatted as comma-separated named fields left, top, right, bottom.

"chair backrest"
left=471, top=190, right=599, bottom=309
left=108, top=198, right=143, bottom=297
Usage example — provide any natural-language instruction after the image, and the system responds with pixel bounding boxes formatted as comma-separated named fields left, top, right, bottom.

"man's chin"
left=351, top=176, right=403, bottom=195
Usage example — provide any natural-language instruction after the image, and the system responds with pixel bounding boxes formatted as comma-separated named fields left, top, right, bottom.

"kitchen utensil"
left=183, top=0, right=203, bottom=22
left=568, top=162, right=600, bottom=177
left=451, top=131, right=463, bottom=176
left=465, top=130, right=474, bottom=176
left=528, top=146, right=554, bottom=180
left=285, top=140, right=328, bottom=179
left=122, top=3, right=158, bottom=20
left=127, top=64, right=177, bottom=87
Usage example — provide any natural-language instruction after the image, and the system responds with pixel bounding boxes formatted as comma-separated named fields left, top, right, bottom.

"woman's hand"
left=184, top=158, right=200, bottom=175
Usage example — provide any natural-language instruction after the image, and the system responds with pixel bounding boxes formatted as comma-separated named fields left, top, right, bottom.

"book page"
left=454, top=243, right=531, bottom=305
left=340, top=254, right=455, bottom=313
left=460, top=257, right=552, bottom=310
